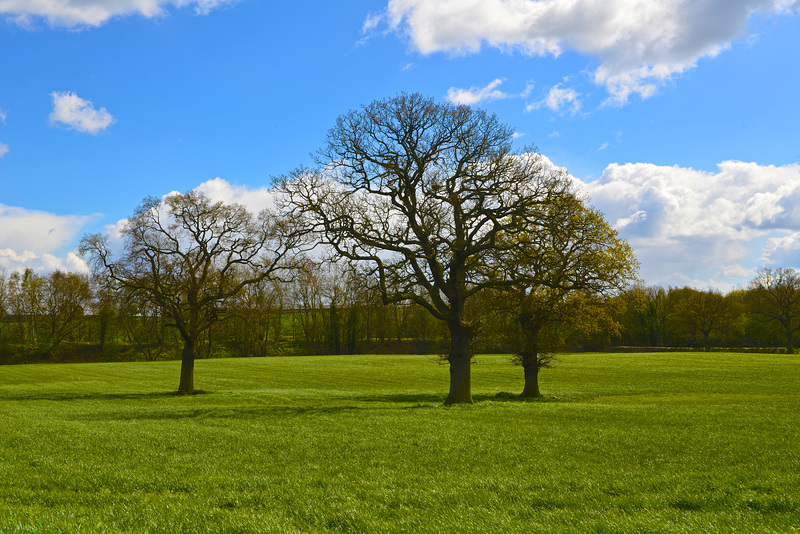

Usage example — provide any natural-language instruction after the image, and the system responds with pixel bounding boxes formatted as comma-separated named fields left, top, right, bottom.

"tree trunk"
left=445, top=319, right=473, bottom=405
left=518, top=311, right=543, bottom=398
left=178, top=337, right=195, bottom=395
left=520, top=358, right=543, bottom=398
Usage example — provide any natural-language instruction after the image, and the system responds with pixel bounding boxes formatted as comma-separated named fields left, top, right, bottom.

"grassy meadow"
left=0, top=352, right=798, bottom=533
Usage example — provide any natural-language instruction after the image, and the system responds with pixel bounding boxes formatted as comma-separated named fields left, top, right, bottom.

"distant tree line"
left=2, top=264, right=798, bottom=360
left=611, top=268, right=800, bottom=354
left=0, top=263, right=449, bottom=363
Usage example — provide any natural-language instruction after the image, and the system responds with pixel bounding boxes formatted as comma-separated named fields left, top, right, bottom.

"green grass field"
left=0, top=353, right=798, bottom=533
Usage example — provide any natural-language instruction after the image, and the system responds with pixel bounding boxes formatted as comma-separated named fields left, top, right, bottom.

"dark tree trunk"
left=520, top=358, right=542, bottom=398
left=445, top=319, right=473, bottom=405
left=178, top=337, right=195, bottom=395
left=518, top=310, right=544, bottom=398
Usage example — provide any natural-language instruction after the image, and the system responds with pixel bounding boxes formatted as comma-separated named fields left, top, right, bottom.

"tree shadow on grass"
left=2, top=391, right=567, bottom=418
left=0, top=391, right=180, bottom=402
left=72, top=404, right=367, bottom=422
left=475, top=392, right=566, bottom=403
left=353, top=393, right=445, bottom=406
left=353, top=391, right=567, bottom=406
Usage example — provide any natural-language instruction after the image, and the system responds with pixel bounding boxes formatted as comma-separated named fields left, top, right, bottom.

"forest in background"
left=1, top=263, right=797, bottom=364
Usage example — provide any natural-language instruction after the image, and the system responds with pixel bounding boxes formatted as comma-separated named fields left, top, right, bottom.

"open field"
left=0, top=353, right=798, bottom=533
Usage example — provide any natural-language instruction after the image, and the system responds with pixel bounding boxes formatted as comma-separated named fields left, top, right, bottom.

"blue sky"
left=1, top=0, right=799, bottom=290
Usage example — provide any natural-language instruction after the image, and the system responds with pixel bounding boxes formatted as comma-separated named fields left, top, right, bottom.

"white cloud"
left=362, top=12, right=382, bottom=33
left=0, top=177, right=276, bottom=274
left=446, top=78, right=508, bottom=105
left=762, top=231, right=800, bottom=264
left=49, top=91, right=115, bottom=134
left=0, top=250, right=89, bottom=274
left=194, top=177, right=278, bottom=214
left=94, top=178, right=279, bottom=263
left=0, top=204, right=95, bottom=273
left=0, top=108, right=6, bottom=123
left=571, top=160, right=800, bottom=287
left=0, top=0, right=236, bottom=28
left=383, top=0, right=796, bottom=104
left=526, top=84, right=581, bottom=114
left=0, top=204, right=95, bottom=255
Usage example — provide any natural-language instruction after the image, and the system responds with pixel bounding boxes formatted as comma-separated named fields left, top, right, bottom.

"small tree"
left=40, top=270, right=92, bottom=355
left=281, top=93, right=574, bottom=404
left=748, top=267, right=800, bottom=353
left=511, top=289, right=620, bottom=397
left=493, top=195, right=638, bottom=397
left=7, top=268, right=44, bottom=354
left=81, top=190, right=300, bottom=394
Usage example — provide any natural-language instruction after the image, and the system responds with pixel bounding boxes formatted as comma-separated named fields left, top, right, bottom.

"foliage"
left=668, top=287, right=737, bottom=352
left=747, top=267, right=800, bottom=353
left=489, top=192, right=638, bottom=396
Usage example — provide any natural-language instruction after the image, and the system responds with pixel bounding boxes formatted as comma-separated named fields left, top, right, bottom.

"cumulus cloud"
left=0, top=177, right=275, bottom=274
left=762, top=232, right=800, bottom=264
left=0, top=249, right=89, bottom=274
left=49, top=91, right=115, bottom=134
left=446, top=78, right=509, bottom=105
left=103, top=177, right=278, bottom=247
left=571, top=160, right=800, bottom=287
left=382, top=0, right=796, bottom=104
left=0, top=204, right=95, bottom=255
left=0, top=0, right=236, bottom=28
left=194, top=177, right=278, bottom=214
left=0, top=204, right=95, bottom=273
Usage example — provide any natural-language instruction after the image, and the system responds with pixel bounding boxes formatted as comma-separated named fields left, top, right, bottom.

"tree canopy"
left=80, top=190, right=300, bottom=394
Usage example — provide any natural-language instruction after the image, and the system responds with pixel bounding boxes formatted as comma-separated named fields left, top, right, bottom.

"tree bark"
left=518, top=311, right=544, bottom=398
left=445, top=319, right=474, bottom=405
left=520, top=358, right=543, bottom=398
left=178, top=337, right=195, bottom=395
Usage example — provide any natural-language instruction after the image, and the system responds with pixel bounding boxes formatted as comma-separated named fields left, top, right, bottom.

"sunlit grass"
left=1, top=352, right=798, bottom=533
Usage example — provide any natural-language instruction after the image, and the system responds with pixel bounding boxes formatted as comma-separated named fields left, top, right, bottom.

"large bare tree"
left=80, top=190, right=300, bottom=394
left=280, top=93, right=575, bottom=404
